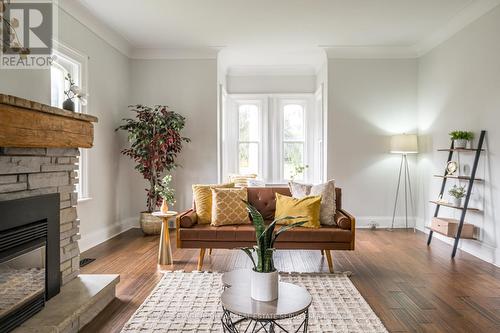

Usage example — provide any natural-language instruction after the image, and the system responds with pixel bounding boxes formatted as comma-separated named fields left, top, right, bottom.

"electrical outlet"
left=368, top=221, right=378, bottom=230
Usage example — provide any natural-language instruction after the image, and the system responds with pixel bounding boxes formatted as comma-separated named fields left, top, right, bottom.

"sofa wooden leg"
left=325, top=250, right=334, bottom=273
left=198, top=248, right=206, bottom=271
left=209, top=248, right=213, bottom=255
left=320, top=249, right=324, bottom=256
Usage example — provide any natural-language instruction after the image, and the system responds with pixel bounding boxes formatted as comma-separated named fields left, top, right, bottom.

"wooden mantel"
left=0, top=94, right=98, bottom=148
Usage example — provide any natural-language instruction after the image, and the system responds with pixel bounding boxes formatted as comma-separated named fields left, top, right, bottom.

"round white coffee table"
left=152, top=211, right=178, bottom=265
left=220, top=269, right=311, bottom=332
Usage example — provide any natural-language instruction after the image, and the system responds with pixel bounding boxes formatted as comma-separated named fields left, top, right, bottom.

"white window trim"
left=52, top=40, right=91, bottom=202
left=222, top=93, right=322, bottom=184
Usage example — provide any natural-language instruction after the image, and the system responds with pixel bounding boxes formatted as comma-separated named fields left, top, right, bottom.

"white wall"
left=416, top=5, right=500, bottom=266
left=328, top=59, right=418, bottom=228
left=0, top=8, right=132, bottom=251
left=226, top=75, right=316, bottom=94
left=129, top=59, right=218, bottom=212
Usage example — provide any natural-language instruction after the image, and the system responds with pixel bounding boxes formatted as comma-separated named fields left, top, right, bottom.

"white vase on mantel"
left=251, top=270, right=279, bottom=302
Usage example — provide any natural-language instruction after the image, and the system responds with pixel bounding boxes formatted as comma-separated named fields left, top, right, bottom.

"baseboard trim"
left=355, top=216, right=417, bottom=229
left=79, top=217, right=138, bottom=252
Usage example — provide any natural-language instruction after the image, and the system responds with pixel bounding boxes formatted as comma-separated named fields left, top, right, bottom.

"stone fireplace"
left=0, top=94, right=118, bottom=332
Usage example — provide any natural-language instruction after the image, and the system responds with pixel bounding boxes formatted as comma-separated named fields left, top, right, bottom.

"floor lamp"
left=389, top=134, right=418, bottom=231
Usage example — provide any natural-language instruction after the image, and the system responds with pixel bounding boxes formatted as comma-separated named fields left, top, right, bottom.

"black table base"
left=221, top=307, right=309, bottom=333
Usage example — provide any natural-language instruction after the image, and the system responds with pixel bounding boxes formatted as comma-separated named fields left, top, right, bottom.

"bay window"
left=222, top=94, right=323, bottom=184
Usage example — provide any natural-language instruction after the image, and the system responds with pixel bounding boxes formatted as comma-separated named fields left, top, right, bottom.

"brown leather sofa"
left=175, top=187, right=355, bottom=272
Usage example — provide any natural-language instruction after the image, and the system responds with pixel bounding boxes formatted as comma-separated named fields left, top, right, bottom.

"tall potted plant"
left=241, top=202, right=306, bottom=301
left=116, top=105, right=189, bottom=235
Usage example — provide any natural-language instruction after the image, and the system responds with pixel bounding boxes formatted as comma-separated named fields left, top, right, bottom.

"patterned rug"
left=121, top=271, right=387, bottom=333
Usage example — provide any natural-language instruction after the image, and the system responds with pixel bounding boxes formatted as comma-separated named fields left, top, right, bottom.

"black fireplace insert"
left=0, top=194, right=60, bottom=333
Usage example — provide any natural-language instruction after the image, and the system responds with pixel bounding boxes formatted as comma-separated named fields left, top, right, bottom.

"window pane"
left=239, top=105, right=259, bottom=141
left=50, top=65, right=66, bottom=109
left=283, top=143, right=304, bottom=180
left=283, top=104, right=304, bottom=141
left=239, top=142, right=259, bottom=175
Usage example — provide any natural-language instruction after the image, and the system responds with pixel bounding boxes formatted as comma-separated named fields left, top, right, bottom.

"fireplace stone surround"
left=0, top=94, right=118, bottom=332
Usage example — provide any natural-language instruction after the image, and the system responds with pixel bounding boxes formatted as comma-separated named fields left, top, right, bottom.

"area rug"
left=121, top=271, right=387, bottom=332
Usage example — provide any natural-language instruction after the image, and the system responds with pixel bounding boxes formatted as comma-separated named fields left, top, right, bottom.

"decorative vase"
left=453, top=139, right=467, bottom=149
left=250, top=270, right=279, bottom=301
left=453, top=197, right=463, bottom=207
left=160, top=199, right=169, bottom=214
left=139, top=212, right=162, bottom=235
left=62, top=98, right=75, bottom=112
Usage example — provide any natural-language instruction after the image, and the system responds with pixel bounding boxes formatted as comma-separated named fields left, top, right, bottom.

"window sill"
left=77, top=197, right=93, bottom=203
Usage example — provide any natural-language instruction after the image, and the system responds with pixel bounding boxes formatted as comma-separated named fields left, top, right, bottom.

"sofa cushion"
left=192, top=182, right=234, bottom=224
left=211, top=187, right=250, bottom=226
left=179, top=223, right=352, bottom=243
left=247, top=187, right=342, bottom=220
left=275, top=193, right=321, bottom=228
left=289, top=180, right=336, bottom=226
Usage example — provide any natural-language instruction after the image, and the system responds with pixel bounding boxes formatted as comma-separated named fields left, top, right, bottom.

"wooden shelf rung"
left=433, top=175, right=484, bottom=182
left=429, top=201, right=481, bottom=212
left=425, top=226, right=476, bottom=239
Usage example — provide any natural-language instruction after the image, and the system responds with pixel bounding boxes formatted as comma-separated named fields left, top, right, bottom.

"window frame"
left=51, top=41, right=91, bottom=201
left=222, top=93, right=320, bottom=184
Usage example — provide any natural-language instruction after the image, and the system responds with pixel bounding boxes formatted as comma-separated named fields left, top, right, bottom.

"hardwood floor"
left=80, top=228, right=500, bottom=332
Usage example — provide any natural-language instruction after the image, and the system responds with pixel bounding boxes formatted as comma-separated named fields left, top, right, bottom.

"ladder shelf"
left=426, top=130, right=486, bottom=258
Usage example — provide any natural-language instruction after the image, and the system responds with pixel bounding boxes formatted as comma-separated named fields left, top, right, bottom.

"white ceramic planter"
left=251, top=270, right=279, bottom=301
left=454, top=139, right=468, bottom=149
left=453, top=197, right=463, bottom=207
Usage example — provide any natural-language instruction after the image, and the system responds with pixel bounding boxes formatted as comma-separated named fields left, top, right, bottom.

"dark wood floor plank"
left=80, top=228, right=500, bottom=333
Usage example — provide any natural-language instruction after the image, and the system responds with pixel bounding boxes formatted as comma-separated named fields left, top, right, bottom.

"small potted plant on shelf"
left=62, top=73, right=87, bottom=111
left=116, top=105, right=190, bottom=235
left=449, top=131, right=474, bottom=149
left=449, top=185, right=466, bottom=207
left=241, top=202, right=306, bottom=301
left=156, top=175, right=175, bottom=214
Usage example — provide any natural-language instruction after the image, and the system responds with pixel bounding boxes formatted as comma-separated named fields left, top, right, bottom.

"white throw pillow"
left=289, top=180, right=336, bottom=226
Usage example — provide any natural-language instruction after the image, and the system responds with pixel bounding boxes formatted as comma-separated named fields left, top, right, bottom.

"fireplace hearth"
left=0, top=194, right=60, bottom=332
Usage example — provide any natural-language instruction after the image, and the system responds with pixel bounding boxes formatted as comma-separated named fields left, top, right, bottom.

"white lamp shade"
left=390, top=134, right=418, bottom=154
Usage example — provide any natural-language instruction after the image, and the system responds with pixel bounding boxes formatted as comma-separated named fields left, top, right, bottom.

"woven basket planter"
left=140, top=212, right=162, bottom=235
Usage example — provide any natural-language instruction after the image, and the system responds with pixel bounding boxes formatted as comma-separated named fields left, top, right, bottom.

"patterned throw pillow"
left=275, top=193, right=321, bottom=228
left=211, top=188, right=250, bottom=226
left=192, top=183, right=234, bottom=224
left=289, top=179, right=336, bottom=226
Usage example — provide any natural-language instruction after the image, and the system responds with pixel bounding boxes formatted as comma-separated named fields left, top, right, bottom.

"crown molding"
left=323, top=46, right=418, bottom=59
left=57, top=0, right=500, bottom=60
left=414, top=0, right=500, bottom=56
left=56, top=0, right=132, bottom=57
left=227, top=65, right=317, bottom=77
left=130, top=48, right=219, bottom=60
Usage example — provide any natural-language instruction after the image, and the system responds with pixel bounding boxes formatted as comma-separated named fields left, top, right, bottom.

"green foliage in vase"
left=116, top=105, right=190, bottom=212
left=156, top=174, right=175, bottom=205
left=241, top=202, right=306, bottom=273
left=449, top=185, right=466, bottom=199
left=449, top=131, right=474, bottom=141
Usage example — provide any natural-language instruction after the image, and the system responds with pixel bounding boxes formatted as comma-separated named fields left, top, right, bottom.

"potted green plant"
left=449, top=131, right=474, bottom=149
left=241, top=202, right=306, bottom=301
left=156, top=175, right=175, bottom=214
left=449, top=185, right=466, bottom=207
left=116, top=105, right=189, bottom=235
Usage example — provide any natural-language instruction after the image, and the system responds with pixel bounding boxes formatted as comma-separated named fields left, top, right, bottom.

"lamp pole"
left=389, top=153, right=414, bottom=231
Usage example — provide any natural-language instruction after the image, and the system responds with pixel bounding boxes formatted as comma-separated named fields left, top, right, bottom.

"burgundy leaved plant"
left=116, top=105, right=190, bottom=212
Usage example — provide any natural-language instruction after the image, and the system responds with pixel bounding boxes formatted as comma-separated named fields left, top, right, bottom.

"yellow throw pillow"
left=192, top=182, right=234, bottom=224
left=274, top=193, right=321, bottom=229
left=211, top=188, right=250, bottom=226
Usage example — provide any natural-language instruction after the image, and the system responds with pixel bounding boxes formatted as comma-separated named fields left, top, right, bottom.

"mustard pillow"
left=211, top=188, right=250, bottom=226
left=192, top=182, right=234, bottom=224
left=274, top=193, right=321, bottom=229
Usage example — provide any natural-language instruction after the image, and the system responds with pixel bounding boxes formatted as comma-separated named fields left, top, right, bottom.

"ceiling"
left=71, top=0, right=499, bottom=58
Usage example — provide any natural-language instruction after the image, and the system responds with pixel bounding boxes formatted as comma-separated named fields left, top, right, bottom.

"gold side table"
left=152, top=211, right=178, bottom=265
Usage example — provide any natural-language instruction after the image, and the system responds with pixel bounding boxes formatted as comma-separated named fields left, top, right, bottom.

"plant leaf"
left=271, top=220, right=308, bottom=247
left=240, top=247, right=257, bottom=270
